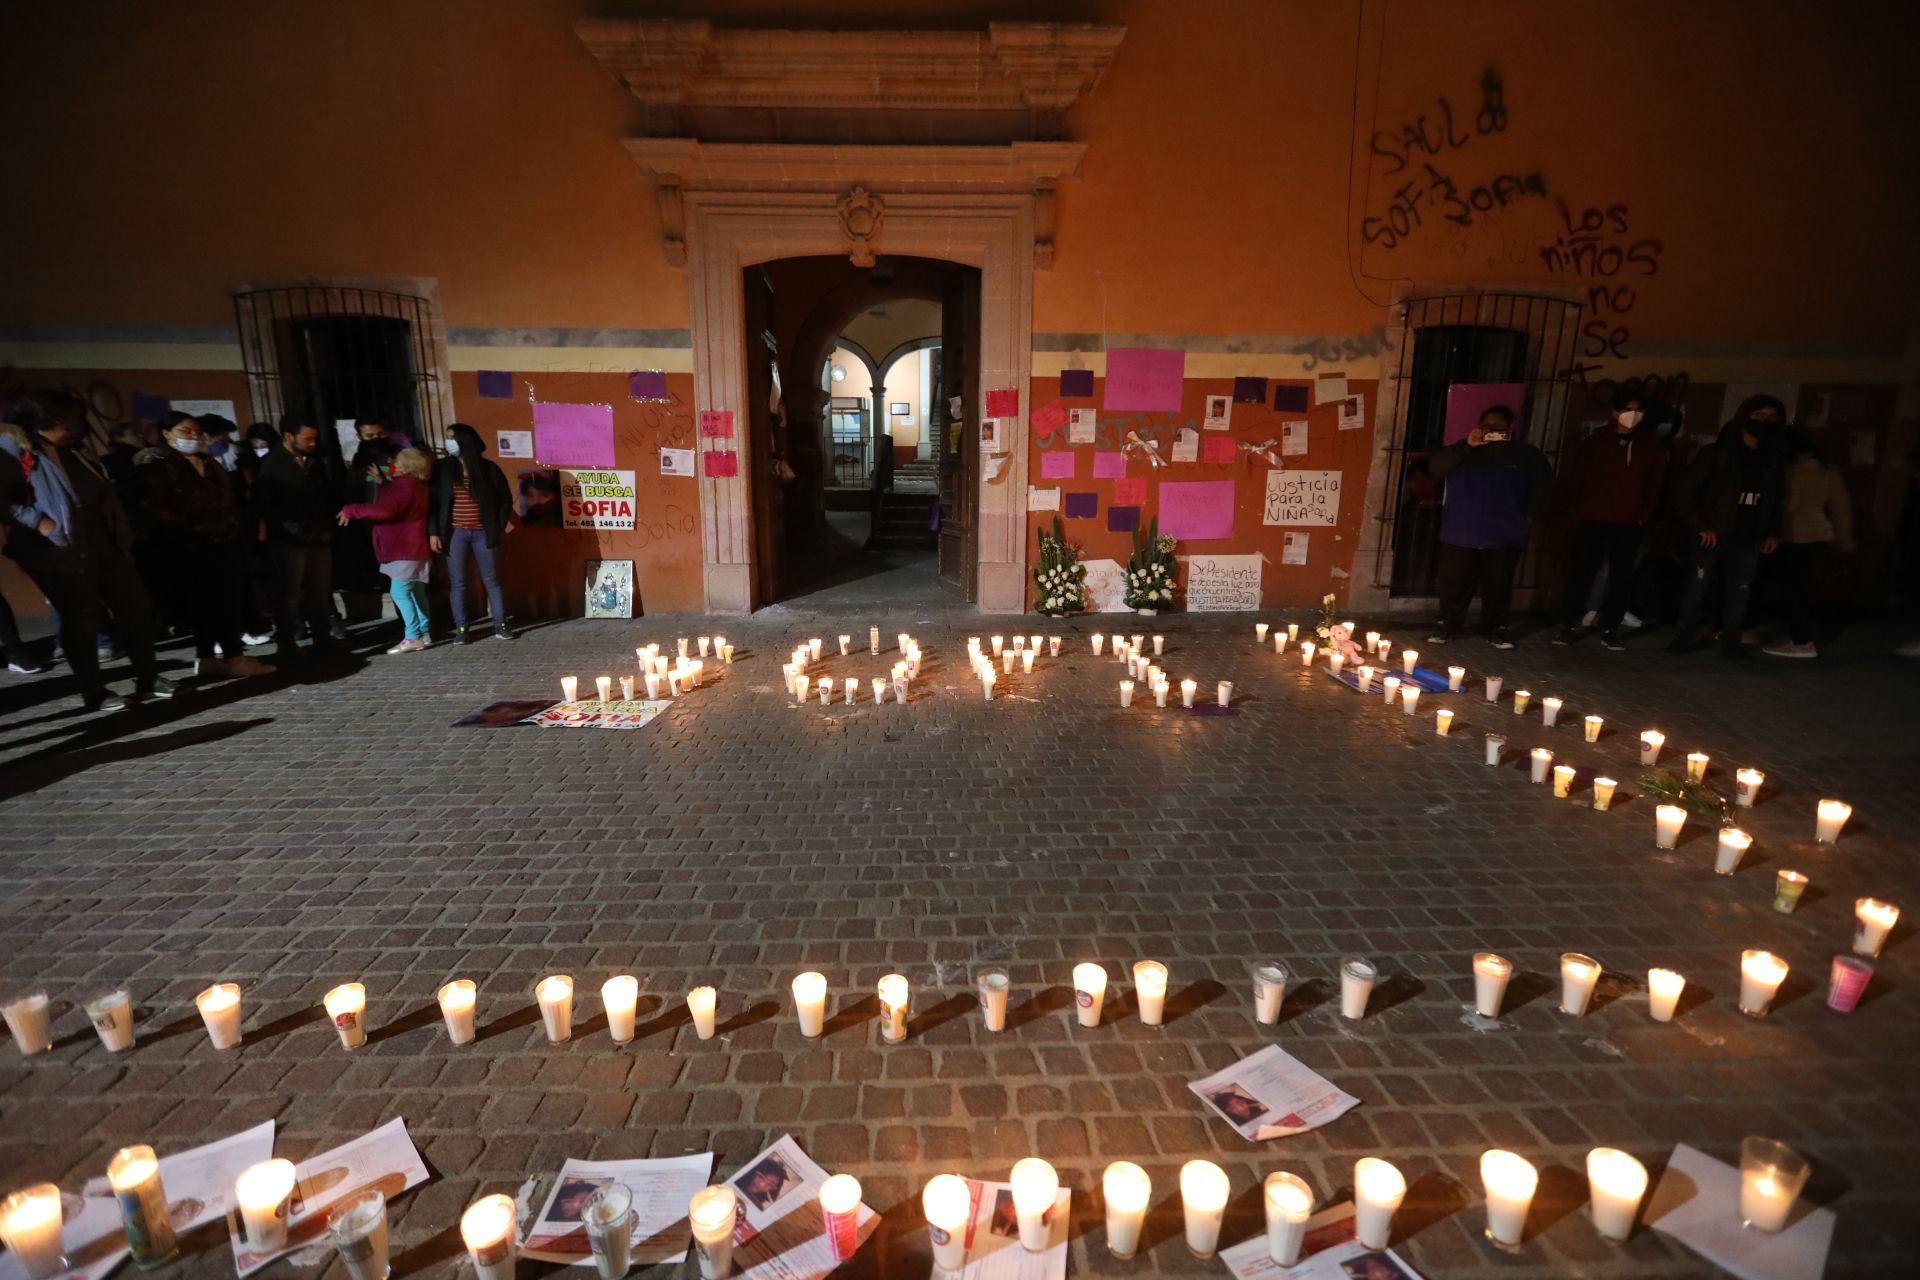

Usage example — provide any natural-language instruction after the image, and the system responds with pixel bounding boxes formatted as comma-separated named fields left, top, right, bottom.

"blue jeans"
left=447, top=528, right=505, bottom=629
left=391, top=580, right=430, bottom=640
left=1676, top=539, right=1762, bottom=646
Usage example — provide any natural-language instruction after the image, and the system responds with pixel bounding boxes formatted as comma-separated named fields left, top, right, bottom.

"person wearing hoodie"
left=339, top=447, right=434, bottom=653
left=1760, top=426, right=1854, bottom=658
left=252, top=414, right=342, bottom=658
left=1552, top=394, right=1667, bottom=650
left=429, top=422, right=515, bottom=642
left=1670, top=394, right=1788, bottom=657
left=1425, top=404, right=1555, bottom=649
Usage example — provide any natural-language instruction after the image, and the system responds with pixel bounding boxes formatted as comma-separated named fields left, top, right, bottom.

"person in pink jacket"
left=337, top=448, right=433, bottom=653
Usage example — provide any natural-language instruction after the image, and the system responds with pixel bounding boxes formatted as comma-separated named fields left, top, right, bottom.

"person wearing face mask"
left=132, top=413, right=274, bottom=679
left=429, top=423, right=515, bottom=641
left=253, top=413, right=344, bottom=659
left=1552, top=395, right=1667, bottom=649
left=1669, top=394, right=1788, bottom=657
left=1426, top=404, right=1555, bottom=649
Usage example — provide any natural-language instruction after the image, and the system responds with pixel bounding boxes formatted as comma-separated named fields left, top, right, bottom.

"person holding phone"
left=1426, top=405, right=1554, bottom=649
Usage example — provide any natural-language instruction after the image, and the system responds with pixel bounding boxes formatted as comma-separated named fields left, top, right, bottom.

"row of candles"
left=786, top=631, right=926, bottom=705
left=561, top=637, right=725, bottom=704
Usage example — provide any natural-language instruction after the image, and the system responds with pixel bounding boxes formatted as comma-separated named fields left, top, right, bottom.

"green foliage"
left=1033, top=515, right=1087, bottom=615
left=1638, top=768, right=1734, bottom=825
left=1124, top=516, right=1178, bottom=609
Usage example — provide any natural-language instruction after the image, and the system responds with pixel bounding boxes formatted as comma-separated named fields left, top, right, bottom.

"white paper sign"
left=168, top=398, right=237, bottom=424
left=1027, top=486, right=1061, bottom=512
left=1646, top=1144, right=1834, bottom=1280
left=1313, top=375, right=1347, bottom=405
left=522, top=1153, right=713, bottom=1266
left=1172, top=427, right=1200, bottom=463
left=1218, top=1203, right=1423, bottom=1278
left=228, top=1118, right=428, bottom=1277
left=1081, top=558, right=1130, bottom=613
left=1204, top=394, right=1232, bottom=430
left=334, top=418, right=360, bottom=460
left=724, top=1135, right=880, bottom=1280
left=1185, top=554, right=1262, bottom=612
left=1283, top=531, right=1309, bottom=565
left=1263, top=469, right=1342, bottom=527
left=661, top=447, right=696, bottom=477
left=560, top=469, right=637, bottom=530
left=1281, top=420, right=1308, bottom=456
left=1338, top=394, right=1366, bottom=431
left=496, top=429, right=534, bottom=458
left=1189, top=1044, right=1360, bottom=1141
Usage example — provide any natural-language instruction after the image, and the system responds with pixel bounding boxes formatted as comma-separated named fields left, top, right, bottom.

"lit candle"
left=1560, top=953, right=1601, bottom=1016
left=0, top=1184, right=65, bottom=1280
left=1592, top=776, right=1617, bottom=811
left=837, top=634, right=850, bottom=656
left=1274, top=633, right=1287, bottom=654
left=1738, top=950, right=1788, bottom=1017
left=688, top=1185, right=737, bottom=1280
left=1356, top=665, right=1374, bottom=692
left=619, top=675, right=635, bottom=700
left=1010, top=1159, right=1058, bottom=1253
left=1647, top=968, right=1685, bottom=1022
left=1484, top=732, right=1506, bottom=766
left=561, top=675, right=578, bottom=702
left=840, top=677, right=855, bottom=705
left=1585, top=1148, right=1648, bottom=1241
left=1153, top=634, right=1165, bottom=655
left=1301, top=640, right=1316, bottom=666
left=1092, top=634, right=1105, bottom=655
left=1773, top=870, right=1808, bottom=914
left=1737, top=1138, right=1808, bottom=1233
left=1815, top=799, right=1851, bottom=845
left=1180, top=1159, right=1230, bottom=1258
left=1021, top=650, right=1035, bottom=674
left=792, top=972, right=827, bottom=1038
left=583, top=1184, right=634, bottom=1280
left=1654, top=804, right=1687, bottom=850
left=324, top=982, right=367, bottom=1051
left=196, top=982, right=243, bottom=1049
left=1448, top=664, right=1465, bottom=692
left=1364, top=630, right=1380, bottom=651
left=88, top=988, right=134, bottom=1053
left=1480, top=1149, right=1538, bottom=1248
left=646, top=671, right=663, bottom=698
left=438, top=980, right=477, bottom=1045
left=686, top=987, right=718, bottom=1040
left=1401, top=686, right=1421, bottom=715
left=595, top=675, right=612, bottom=701
left=1376, top=638, right=1391, bottom=661
left=977, top=969, right=1010, bottom=1031
left=1382, top=674, right=1400, bottom=704
left=1001, top=649, right=1016, bottom=675
left=689, top=660, right=704, bottom=688
left=1485, top=674, right=1504, bottom=702
left=460, top=1194, right=518, bottom=1280
left=536, top=975, right=574, bottom=1042
left=1435, top=707, right=1454, bottom=736
left=1639, top=729, right=1664, bottom=766
left=1715, top=827, right=1752, bottom=875
left=1287, top=622, right=1300, bottom=643
left=921, top=1175, right=970, bottom=1272
left=991, top=634, right=1004, bottom=655
left=1400, top=648, right=1418, bottom=675
left=1102, top=1161, right=1150, bottom=1259
left=1339, top=956, right=1375, bottom=1019
left=1251, top=962, right=1287, bottom=1024
left=1263, top=1172, right=1313, bottom=1266
left=1118, top=679, right=1134, bottom=707
left=682, top=638, right=695, bottom=660
left=1256, top=622, right=1270, bottom=644
left=2, top=992, right=51, bottom=1056
left=1153, top=681, right=1169, bottom=708
left=1132, top=961, right=1168, bottom=1026
left=1854, top=898, right=1898, bottom=957
left=876, top=974, right=910, bottom=1044
left=109, top=1144, right=179, bottom=1268
left=1179, top=678, right=1196, bottom=708
left=1735, top=768, right=1764, bottom=808
left=869, top=626, right=880, bottom=655
left=1048, top=636, right=1061, bottom=657
left=601, top=975, right=639, bottom=1043
left=1584, top=714, right=1603, bottom=743
left=1542, top=695, right=1562, bottom=727
left=1073, top=963, right=1108, bottom=1027
left=1217, top=680, right=1234, bottom=707
left=1353, top=1158, right=1406, bottom=1250
left=1328, top=651, right=1345, bottom=676
left=1530, top=747, right=1553, bottom=784
left=808, top=638, right=822, bottom=661
left=235, top=1158, right=298, bottom=1252
left=1553, top=763, right=1576, bottom=798
left=1512, top=689, right=1531, bottom=716
left=1472, top=952, right=1512, bottom=1018
left=1686, top=751, right=1710, bottom=783
left=871, top=677, right=886, bottom=704
left=716, top=636, right=728, bottom=661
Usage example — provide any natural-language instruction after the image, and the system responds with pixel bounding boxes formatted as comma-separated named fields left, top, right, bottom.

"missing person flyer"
left=926, top=1178, right=1070, bottom=1280
left=521, top=1154, right=713, bottom=1267
left=723, top=1135, right=879, bottom=1279
left=1218, top=1203, right=1425, bottom=1278
left=227, top=1118, right=428, bottom=1277
left=1189, top=1045, right=1360, bottom=1141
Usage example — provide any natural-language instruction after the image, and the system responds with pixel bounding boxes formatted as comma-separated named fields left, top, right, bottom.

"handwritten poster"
left=703, top=450, right=739, bottom=477
left=1283, top=531, right=1309, bottom=564
left=1172, top=427, right=1200, bottom=463
left=534, top=401, right=616, bottom=467
left=1030, top=399, right=1067, bottom=432
left=1039, top=451, right=1076, bottom=480
left=1068, top=408, right=1096, bottom=444
left=560, top=470, right=636, bottom=529
left=1082, top=558, right=1129, bottom=612
left=1282, top=420, right=1309, bottom=456
left=1027, top=486, right=1061, bottom=511
left=699, top=410, right=734, bottom=439
left=1263, top=469, right=1342, bottom=526
left=1339, top=394, right=1366, bottom=432
left=1103, top=347, right=1185, bottom=412
left=1158, top=480, right=1236, bottom=540
left=1444, top=383, right=1525, bottom=444
left=1185, top=554, right=1262, bottom=611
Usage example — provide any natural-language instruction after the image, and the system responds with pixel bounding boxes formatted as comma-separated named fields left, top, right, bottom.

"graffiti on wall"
left=1361, top=69, right=1546, bottom=250
left=1533, top=200, right=1689, bottom=408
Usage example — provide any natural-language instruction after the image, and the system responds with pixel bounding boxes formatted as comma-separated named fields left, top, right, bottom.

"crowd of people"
left=0, top=392, right=515, bottom=711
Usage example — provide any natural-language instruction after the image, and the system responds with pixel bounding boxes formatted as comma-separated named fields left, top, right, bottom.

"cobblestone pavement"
left=2, top=606, right=1917, bottom=1280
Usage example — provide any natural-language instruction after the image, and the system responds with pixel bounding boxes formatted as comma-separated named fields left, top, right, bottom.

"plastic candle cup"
left=876, top=974, right=910, bottom=1044
left=795, top=675, right=810, bottom=703
left=1472, top=952, right=1512, bottom=1018
left=1217, top=681, right=1233, bottom=707
left=1301, top=640, right=1316, bottom=666
left=235, top=1158, right=298, bottom=1253
left=109, top=1144, right=180, bottom=1269
left=1542, top=696, right=1562, bottom=727
left=1586, top=1148, right=1648, bottom=1241
left=1130, top=634, right=1145, bottom=653
left=807, top=637, right=822, bottom=660
left=685, top=987, right=718, bottom=1040
left=1153, top=634, right=1165, bottom=655
left=1853, top=898, right=1898, bottom=957
left=1738, top=950, right=1788, bottom=1016
left=977, top=969, right=1010, bottom=1031
left=1402, top=648, right=1418, bottom=674
left=1512, top=689, right=1531, bottom=716
left=1530, top=747, right=1553, bottom=784
left=619, top=675, right=635, bottom=700
left=0, top=1184, right=66, bottom=1280
left=1686, top=751, right=1710, bottom=783
left=1647, top=968, right=1685, bottom=1022
left=1179, top=678, right=1196, bottom=708
left=1436, top=708, right=1454, bottom=736
left=715, top=635, right=728, bottom=658
left=1485, top=674, right=1504, bottom=702
left=561, top=675, right=578, bottom=702
left=1353, top=1158, right=1406, bottom=1250
left=595, top=675, right=612, bottom=702
left=1073, top=963, right=1108, bottom=1027
left=1584, top=714, right=1604, bottom=743
left=1655, top=804, right=1687, bottom=850
left=1274, top=633, right=1287, bottom=654
left=1153, top=682, right=1169, bottom=708
left=843, top=677, right=857, bottom=704
left=1553, top=764, right=1576, bottom=798
left=1592, top=776, right=1618, bottom=811
left=1287, top=622, right=1300, bottom=643
left=922, top=1175, right=971, bottom=1272
left=1132, top=961, right=1168, bottom=1026
left=1382, top=675, right=1400, bottom=704
left=1826, top=955, right=1873, bottom=1013
left=723, top=643, right=734, bottom=664
left=1091, top=634, right=1105, bottom=655
left=1356, top=666, right=1374, bottom=693
left=582, top=1183, right=634, bottom=1280
left=816, top=679, right=831, bottom=705
left=1251, top=962, right=1287, bottom=1024
left=196, top=982, right=243, bottom=1049
left=982, top=670, right=995, bottom=701
left=1738, top=1138, right=1808, bottom=1233
left=792, top=972, right=827, bottom=1038
left=460, top=1194, right=518, bottom=1280
left=1402, top=686, right=1421, bottom=715
left=1263, top=1172, right=1313, bottom=1266
left=1560, top=953, right=1601, bottom=1016
left=1001, top=649, right=1016, bottom=674
left=1048, top=635, right=1061, bottom=657
left=1815, top=799, right=1851, bottom=845
left=83, top=987, right=134, bottom=1053
left=438, top=980, right=477, bottom=1045
left=1484, top=733, right=1506, bottom=766
left=324, top=982, right=368, bottom=1050
left=1010, top=1159, right=1059, bottom=1253
left=1715, top=828, right=1752, bottom=875
left=1102, top=1162, right=1150, bottom=1259
left=1639, top=729, right=1664, bottom=766
left=1376, top=638, right=1392, bottom=662
left=647, top=672, right=664, bottom=699
left=2, top=992, right=51, bottom=1056
left=1448, top=664, right=1465, bottom=692
left=872, top=678, right=886, bottom=704
left=1773, top=871, right=1808, bottom=914
left=1480, top=1150, right=1538, bottom=1248
left=1180, top=1159, right=1230, bottom=1258
left=1118, top=680, right=1134, bottom=707
left=688, top=1185, right=737, bottom=1280
left=1735, top=768, right=1764, bottom=807
left=837, top=634, right=850, bottom=656
left=1256, top=623, right=1270, bottom=644
left=536, top=975, right=574, bottom=1042
left=991, top=634, right=1004, bottom=655
left=328, top=1188, right=389, bottom=1280
left=1328, top=652, right=1345, bottom=676
left=1339, top=956, right=1375, bottom=1020
left=601, top=975, right=639, bottom=1043
left=1021, top=650, right=1034, bottom=674
left=1365, top=630, right=1380, bottom=651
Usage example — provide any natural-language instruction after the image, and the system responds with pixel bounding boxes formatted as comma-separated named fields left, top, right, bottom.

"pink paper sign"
left=1157, top=480, right=1236, bottom=540
left=1030, top=399, right=1067, bottom=431
left=1092, top=450, right=1127, bottom=479
left=703, top=450, right=739, bottom=478
left=699, top=410, right=734, bottom=439
left=1443, top=383, right=1526, bottom=444
left=1202, top=436, right=1238, bottom=465
left=986, top=389, right=1020, bottom=418
left=1103, top=347, right=1185, bottom=412
left=533, top=401, right=616, bottom=467
left=1112, top=476, right=1147, bottom=505
left=1039, top=451, right=1077, bottom=480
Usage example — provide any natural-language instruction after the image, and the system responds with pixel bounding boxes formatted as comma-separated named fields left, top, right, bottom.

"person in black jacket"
left=252, top=414, right=341, bottom=658
left=1669, top=394, right=1787, bottom=658
left=429, top=422, right=515, bottom=641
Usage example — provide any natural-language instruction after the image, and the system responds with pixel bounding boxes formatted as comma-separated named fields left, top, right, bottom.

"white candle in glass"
left=1815, top=799, right=1851, bottom=845
left=536, top=975, right=574, bottom=1042
left=1152, top=634, right=1164, bottom=655
left=1381, top=674, right=1400, bottom=704
left=619, top=675, right=635, bottom=700
left=1073, top=963, right=1108, bottom=1027
left=1017, top=649, right=1032, bottom=674
left=1472, top=952, right=1512, bottom=1017
left=1118, top=679, right=1134, bottom=707
left=921, top=1175, right=970, bottom=1272
left=1274, top=633, right=1287, bottom=654
left=595, top=675, right=612, bottom=702
left=1542, top=695, right=1562, bottom=727
left=1530, top=747, right=1553, bottom=784
left=1654, top=804, right=1687, bottom=849
left=1301, top=640, right=1316, bottom=666
left=1735, top=768, right=1764, bottom=807
left=1376, top=638, right=1392, bottom=661
left=88, top=989, right=134, bottom=1053
left=1686, top=751, right=1709, bottom=783
left=1252, top=963, right=1287, bottom=1024
left=1402, top=686, right=1421, bottom=715
left=982, top=669, right=996, bottom=701
left=877, top=974, right=910, bottom=1044
left=687, top=987, right=718, bottom=1040
left=1328, top=651, right=1345, bottom=676
left=324, top=982, right=367, bottom=1050
left=1448, top=664, right=1465, bottom=691
left=1217, top=680, right=1233, bottom=707
left=1639, top=729, right=1664, bottom=766
left=1153, top=682, right=1169, bottom=708
left=871, top=678, right=887, bottom=704
left=1356, top=665, right=1374, bottom=692
left=1436, top=707, right=1454, bottom=736
left=1180, top=1160, right=1230, bottom=1258
left=196, top=982, right=243, bottom=1049
left=1001, top=649, right=1016, bottom=674
left=1092, top=634, right=1105, bottom=655
left=1179, top=678, right=1196, bottom=708
left=836, top=634, right=850, bottom=656
left=1485, top=674, right=1504, bottom=702
left=688, top=1185, right=737, bottom=1280
left=977, top=970, right=1009, bottom=1031
left=439, top=980, right=477, bottom=1045
left=1364, top=629, right=1379, bottom=650
left=792, top=972, right=827, bottom=1038
left=1592, top=776, right=1617, bottom=811
left=1010, top=1159, right=1058, bottom=1252
left=561, top=675, right=578, bottom=702
left=1256, top=622, right=1270, bottom=644
left=1484, top=733, right=1505, bottom=765
left=1553, top=763, right=1576, bottom=798
left=1048, top=635, right=1061, bottom=657
left=108, top=1144, right=178, bottom=1268
left=1480, top=1150, right=1538, bottom=1247
left=1512, top=689, right=1531, bottom=715
left=1263, top=1172, right=1313, bottom=1265
left=1353, top=1158, right=1406, bottom=1250
left=816, top=678, right=830, bottom=706
left=1102, top=1161, right=1150, bottom=1259
left=646, top=672, right=663, bottom=698
left=1738, top=950, right=1788, bottom=1016
left=1132, top=961, right=1167, bottom=1026
left=689, top=660, right=704, bottom=688
left=601, top=975, right=639, bottom=1043
left=0, top=1183, right=65, bottom=1280
left=1738, top=1139, right=1808, bottom=1234
left=1560, top=953, right=1601, bottom=1016
left=1401, top=648, right=1418, bottom=674
left=1287, top=622, right=1300, bottom=642
left=1586, top=1148, right=1647, bottom=1241
left=1339, top=957, right=1375, bottom=1019
left=1647, top=968, right=1684, bottom=1022
left=1854, top=898, right=1898, bottom=957
left=1715, top=828, right=1752, bottom=875
left=461, top=1194, right=518, bottom=1280
left=235, top=1158, right=298, bottom=1252
left=807, top=638, right=821, bottom=660
left=1584, top=714, right=1603, bottom=742
left=2, top=992, right=52, bottom=1056
left=991, top=634, right=1004, bottom=655
left=838, top=677, right=853, bottom=705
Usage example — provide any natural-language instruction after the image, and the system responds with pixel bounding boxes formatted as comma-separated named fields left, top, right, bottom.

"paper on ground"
left=1190, top=1044, right=1360, bottom=1141
left=1646, top=1143, right=1833, bottom=1280
left=723, top=1134, right=879, bottom=1279
left=1217, top=1202, right=1425, bottom=1278
left=528, top=700, right=669, bottom=729
left=521, top=1152, right=712, bottom=1266
left=227, top=1117, right=428, bottom=1277
left=935, top=1179, right=1069, bottom=1280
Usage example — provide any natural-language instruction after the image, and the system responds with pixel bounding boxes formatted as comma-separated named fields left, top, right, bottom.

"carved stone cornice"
left=622, top=139, right=1088, bottom=195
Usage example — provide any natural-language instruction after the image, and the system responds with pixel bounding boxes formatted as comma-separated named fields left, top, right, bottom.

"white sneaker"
left=1621, top=611, right=1643, bottom=629
left=242, top=631, right=274, bottom=647
left=194, top=656, right=230, bottom=678
left=1761, top=641, right=1818, bottom=659
left=226, top=656, right=275, bottom=677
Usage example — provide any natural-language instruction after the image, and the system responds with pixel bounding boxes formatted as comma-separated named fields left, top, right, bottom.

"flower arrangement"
left=1124, top=517, right=1178, bottom=611
left=1313, top=591, right=1362, bottom=663
left=1033, top=516, right=1087, bottom=615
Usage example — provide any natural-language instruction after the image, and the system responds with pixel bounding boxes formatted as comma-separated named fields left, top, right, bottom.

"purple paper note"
left=1060, top=368, right=1094, bottom=397
left=1233, top=376, right=1268, bottom=404
left=1039, top=451, right=1077, bottom=480
left=1107, top=504, right=1140, bottom=533
left=1443, top=383, right=1526, bottom=444
left=131, top=391, right=171, bottom=422
left=533, top=401, right=616, bottom=467
left=629, top=370, right=669, bottom=401
left=1103, top=348, right=1185, bottom=412
left=1064, top=491, right=1099, bottom=519
left=1092, top=450, right=1127, bottom=479
left=476, top=370, right=513, bottom=399
left=1158, top=480, right=1236, bottom=540
left=1272, top=384, right=1310, bottom=412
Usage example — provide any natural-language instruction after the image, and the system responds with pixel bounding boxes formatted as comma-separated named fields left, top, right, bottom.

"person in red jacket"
left=338, top=448, right=433, bottom=653
left=1553, top=394, right=1668, bottom=650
